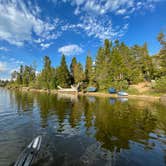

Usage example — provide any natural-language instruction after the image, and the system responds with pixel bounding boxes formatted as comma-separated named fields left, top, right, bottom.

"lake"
left=0, top=88, right=166, bottom=166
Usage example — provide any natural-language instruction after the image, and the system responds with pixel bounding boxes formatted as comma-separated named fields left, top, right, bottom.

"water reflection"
left=0, top=89, right=166, bottom=166
left=95, top=101, right=157, bottom=152
left=12, top=91, right=166, bottom=146
left=13, top=91, right=35, bottom=112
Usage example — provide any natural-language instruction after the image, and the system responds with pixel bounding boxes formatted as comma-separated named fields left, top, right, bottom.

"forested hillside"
left=9, top=33, right=166, bottom=93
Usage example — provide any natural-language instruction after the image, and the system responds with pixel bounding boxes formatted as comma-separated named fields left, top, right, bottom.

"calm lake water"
left=0, top=88, right=166, bottom=166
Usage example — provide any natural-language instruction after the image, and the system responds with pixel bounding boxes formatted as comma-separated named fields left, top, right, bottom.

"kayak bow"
left=14, top=136, right=42, bottom=166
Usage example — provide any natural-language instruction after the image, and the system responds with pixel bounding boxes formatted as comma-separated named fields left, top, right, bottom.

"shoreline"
left=7, top=86, right=164, bottom=101
left=80, top=92, right=161, bottom=101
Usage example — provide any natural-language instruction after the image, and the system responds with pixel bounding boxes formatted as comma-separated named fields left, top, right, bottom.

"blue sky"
left=0, top=0, right=166, bottom=80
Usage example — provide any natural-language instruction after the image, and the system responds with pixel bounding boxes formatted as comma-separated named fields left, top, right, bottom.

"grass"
left=142, top=89, right=165, bottom=97
left=126, top=87, right=140, bottom=95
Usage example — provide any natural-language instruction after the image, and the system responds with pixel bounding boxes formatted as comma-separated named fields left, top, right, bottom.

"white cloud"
left=63, top=0, right=161, bottom=16
left=123, top=15, right=130, bottom=19
left=61, top=16, right=128, bottom=41
left=60, top=0, right=161, bottom=42
left=9, top=58, right=24, bottom=64
left=40, top=42, right=53, bottom=50
left=0, top=47, right=9, bottom=51
left=58, top=44, right=83, bottom=56
left=116, top=9, right=127, bottom=15
left=0, top=61, right=7, bottom=72
left=0, top=0, right=61, bottom=48
left=0, top=59, right=25, bottom=79
left=0, top=0, right=161, bottom=49
left=15, top=60, right=24, bottom=64
left=80, top=16, right=118, bottom=41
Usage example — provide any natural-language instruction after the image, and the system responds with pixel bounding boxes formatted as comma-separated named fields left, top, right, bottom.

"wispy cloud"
left=0, top=56, right=25, bottom=79
left=0, top=47, right=9, bottom=51
left=63, top=0, right=161, bottom=15
left=40, top=42, right=53, bottom=50
left=59, top=0, right=161, bottom=41
left=80, top=16, right=120, bottom=41
left=0, top=0, right=162, bottom=50
left=116, top=9, right=127, bottom=15
left=58, top=44, right=83, bottom=56
left=0, top=61, right=7, bottom=72
left=61, top=16, right=128, bottom=41
left=0, top=0, right=61, bottom=49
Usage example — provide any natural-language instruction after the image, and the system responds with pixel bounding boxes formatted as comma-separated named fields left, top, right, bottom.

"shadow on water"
left=0, top=88, right=166, bottom=166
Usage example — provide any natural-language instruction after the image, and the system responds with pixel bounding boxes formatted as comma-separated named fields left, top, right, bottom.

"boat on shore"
left=57, top=84, right=79, bottom=94
left=118, top=91, right=128, bottom=96
left=87, top=87, right=97, bottom=92
left=108, top=88, right=116, bottom=94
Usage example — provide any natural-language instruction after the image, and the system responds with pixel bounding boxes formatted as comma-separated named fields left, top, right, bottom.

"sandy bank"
left=8, top=87, right=163, bottom=101
left=79, top=92, right=160, bottom=101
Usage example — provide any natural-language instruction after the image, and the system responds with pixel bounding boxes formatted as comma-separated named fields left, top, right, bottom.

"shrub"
left=127, top=87, right=140, bottom=95
left=154, top=76, right=166, bottom=93
left=109, top=80, right=129, bottom=91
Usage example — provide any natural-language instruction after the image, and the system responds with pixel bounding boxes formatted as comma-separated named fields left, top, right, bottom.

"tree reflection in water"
left=11, top=90, right=166, bottom=165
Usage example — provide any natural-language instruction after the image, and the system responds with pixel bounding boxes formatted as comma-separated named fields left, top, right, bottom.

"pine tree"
left=85, top=55, right=92, bottom=83
left=157, top=32, right=166, bottom=75
left=40, top=56, right=53, bottom=89
left=110, top=47, right=126, bottom=81
left=95, top=47, right=110, bottom=90
left=56, top=55, right=71, bottom=87
left=74, top=62, right=84, bottom=84
left=16, top=65, right=23, bottom=85
left=104, top=39, right=111, bottom=58
left=130, top=44, right=153, bottom=81
left=70, top=57, right=77, bottom=84
left=119, top=42, right=142, bottom=84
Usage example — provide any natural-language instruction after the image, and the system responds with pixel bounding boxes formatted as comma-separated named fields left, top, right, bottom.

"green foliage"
left=130, top=43, right=154, bottom=81
left=40, top=56, right=55, bottom=89
left=56, top=55, right=71, bottom=87
left=157, top=32, right=166, bottom=75
left=126, top=87, right=140, bottom=95
left=70, top=57, right=84, bottom=85
left=109, top=80, right=129, bottom=91
left=22, top=65, right=36, bottom=86
left=84, top=54, right=96, bottom=87
left=74, top=62, right=85, bottom=84
left=95, top=39, right=114, bottom=90
left=154, top=76, right=166, bottom=93
left=85, top=55, right=92, bottom=83
left=12, top=65, right=36, bottom=86
left=9, top=33, right=166, bottom=94
left=0, top=80, right=9, bottom=87
left=95, top=40, right=144, bottom=90
left=70, top=57, right=77, bottom=84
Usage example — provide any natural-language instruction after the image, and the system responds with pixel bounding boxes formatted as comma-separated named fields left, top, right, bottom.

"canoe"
left=108, top=88, right=116, bottom=93
left=87, top=87, right=97, bottom=92
left=14, top=136, right=42, bottom=166
left=118, top=91, right=128, bottom=96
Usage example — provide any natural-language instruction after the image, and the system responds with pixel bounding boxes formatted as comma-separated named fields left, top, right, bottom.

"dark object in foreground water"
left=14, top=136, right=42, bottom=166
